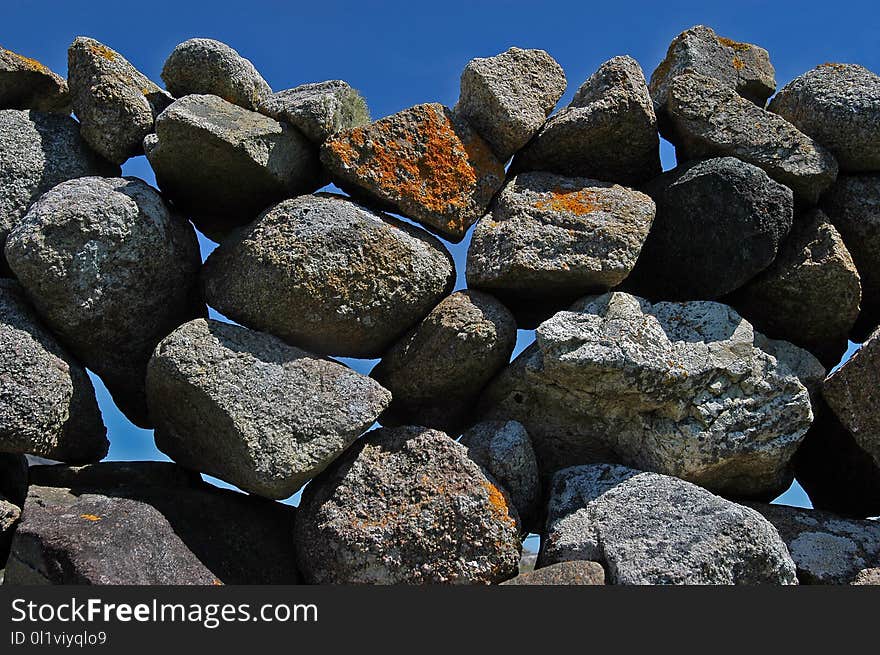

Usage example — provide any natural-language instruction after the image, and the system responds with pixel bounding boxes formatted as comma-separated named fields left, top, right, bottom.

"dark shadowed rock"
left=294, top=426, right=521, bottom=584
left=202, top=194, right=455, bottom=358
left=371, top=290, right=516, bottom=433
left=455, top=47, right=566, bottom=162
left=540, top=464, right=797, bottom=585
left=511, top=56, right=660, bottom=185
left=321, top=102, right=505, bottom=242
left=147, top=318, right=391, bottom=500
left=4, top=462, right=300, bottom=584
left=5, top=176, right=204, bottom=428
left=501, top=560, right=605, bottom=585
left=0, top=46, right=69, bottom=113
left=0, top=453, right=28, bottom=569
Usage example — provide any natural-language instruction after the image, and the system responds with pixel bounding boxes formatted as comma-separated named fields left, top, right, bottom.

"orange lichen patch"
left=534, top=187, right=603, bottom=215
left=80, top=514, right=101, bottom=522
left=819, top=62, right=848, bottom=72
left=732, top=57, right=745, bottom=71
left=7, top=50, right=50, bottom=73
left=86, top=42, right=117, bottom=62
left=717, top=36, right=751, bottom=52
left=481, top=480, right=516, bottom=528
left=212, top=579, right=223, bottom=586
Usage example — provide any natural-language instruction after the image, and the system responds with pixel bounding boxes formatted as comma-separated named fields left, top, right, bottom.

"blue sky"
left=6, top=0, right=878, bottom=516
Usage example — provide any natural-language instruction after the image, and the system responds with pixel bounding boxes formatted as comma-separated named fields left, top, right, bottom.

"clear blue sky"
left=5, top=0, right=877, bottom=513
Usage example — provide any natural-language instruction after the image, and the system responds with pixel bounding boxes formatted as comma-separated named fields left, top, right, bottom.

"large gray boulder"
left=146, top=318, right=391, bottom=500
left=480, top=292, right=818, bottom=500
left=5, top=462, right=300, bottom=584
left=202, top=194, right=455, bottom=358
left=294, top=426, right=521, bottom=584
left=0, top=46, right=70, bottom=113
left=371, top=290, right=516, bottom=433
left=511, top=56, right=660, bottom=185
left=68, top=37, right=173, bottom=164
left=501, top=560, right=605, bottom=585
left=540, top=464, right=798, bottom=585
left=454, top=47, right=566, bottom=162
left=5, top=176, right=204, bottom=428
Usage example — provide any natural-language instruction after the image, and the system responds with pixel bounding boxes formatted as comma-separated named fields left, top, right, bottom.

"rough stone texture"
left=294, top=426, right=521, bottom=584
left=371, top=290, right=516, bottom=433
left=147, top=318, right=391, bottom=499
left=459, top=420, right=540, bottom=532
left=852, top=568, right=880, bottom=585
left=321, top=102, right=505, bottom=242
left=0, top=279, right=107, bottom=462
left=480, top=292, right=818, bottom=500
left=0, top=453, right=28, bottom=569
left=747, top=502, right=880, bottom=585
left=0, top=109, right=118, bottom=273
left=511, top=56, right=660, bottom=186
left=501, top=560, right=605, bottom=585
left=540, top=464, right=797, bottom=585
left=663, top=72, right=838, bottom=204
left=256, top=80, right=370, bottom=143
left=726, top=209, right=861, bottom=367
left=161, top=38, right=271, bottom=111
left=202, top=194, right=455, bottom=358
left=5, top=176, right=204, bottom=429
left=4, top=462, right=300, bottom=584
left=466, top=172, right=655, bottom=327
left=0, top=46, right=70, bottom=113
left=455, top=47, right=566, bottom=161
left=145, top=94, right=323, bottom=240
left=68, top=37, right=173, bottom=164
left=769, top=63, right=880, bottom=173
left=625, top=157, right=793, bottom=300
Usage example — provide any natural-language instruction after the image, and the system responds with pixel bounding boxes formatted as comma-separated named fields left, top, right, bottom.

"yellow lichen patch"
left=716, top=36, right=751, bottom=52
left=481, top=480, right=516, bottom=529
left=732, top=56, right=745, bottom=71
left=534, top=187, right=603, bottom=215
left=8, top=50, right=50, bottom=73
left=80, top=514, right=101, bottom=522
left=86, top=42, right=117, bottom=62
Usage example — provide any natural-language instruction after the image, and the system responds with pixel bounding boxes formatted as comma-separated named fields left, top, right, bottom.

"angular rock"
left=145, top=94, right=323, bottom=240
left=726, top=209, right=860, bottom=367
left=459, top=420, right=540, bottom=532
left=540, top=464, right=797, bottom=585
left=663, top=72, right=838, bottom=204
left=0, top=46, right=70, bottom=113
left=852, top=568, right=880, bottom=585
left=0, top=279, right=107, bottom=462
left=501, top=560, right=605, bottom=585
left=511, top=56, right=660, bottom=186
left=161, top=38, right=271, bottom=110
left=769, top=63, right=880, bottom=173
left=371, top=290, right=516, bottom=433
left=294, top=426, right=521, bottom=584
left=0, top=453, right=27, bottom=569
left=202, top=194, right=455, bottom=358
left=5, top=462, right=300, bottom=584
left=321, top=102, right=505, bottom=242
left=747, top=502, right=880, bottom=585
left=467, top=172, right=655, bottom=327
left=455, top=47, right=566, bottom=161
left=68, top=37, right=173, bottom=164
left=480, top=292, right=818, bottom=499
left=147, top=318, right=391, bottom=499
left=625, top=157, right=793, bottom=300
left=5, top=176, right=203, bottom=428
left=256, top=80, right=370, bottom=143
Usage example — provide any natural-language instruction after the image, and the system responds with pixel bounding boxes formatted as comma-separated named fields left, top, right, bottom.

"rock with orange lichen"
left=510, top=56, right=660, bottom=185
left=294, top=426, right=522, bottom=584
left=0, top=46, right=70, bottom=113
left=501, top=560, right=606, bottom=585
left=321, top=102, right=505, bottom=242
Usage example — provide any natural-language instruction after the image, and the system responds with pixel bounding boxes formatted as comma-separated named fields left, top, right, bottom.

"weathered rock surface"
left=4, top=462, right=300, bottom=584
left=147, top=318, right=391, bottom=499
left=467, top=172, right=655, bottom=326
left=0, top=453, right=28, bottom=569
left=371, top=290, right=516, bottom=433
left=747, top=502, right=880, bottom=584
left=540, top=464, right=798, bottom=585
left=726, top=209, right=860, bottom=367
left=161, top=38, right=271, bottom=110
left=663, top=72, right=837, bottom=204
left=852, top=568, right=880, bottom=585
left=256, top=80, right=370, bottom=143
left=294, top=426, right=521, bottom=584
left=455, top=47, right=566, bottom=162
left=5, top=176, right=203, bottom=428
left=625, top=157, right=793, bottom=300
left=501, top=560, right=605, bottom=585
left=321, top=102, right=505, bottom=242
left=68, top=37, right=173, bottom=164
left=459, top=420, right=540, bottom=532
left=511, top=56, right=660, bottom=185
left=0, top=280, right=107, bottom=462
left=480, top=292, right=818, bottom=499
left=202, top=194, right=455, bottom=358
left=0, top=46, right=69, bottom=113
left=769, top=63, right=880, bottom=173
